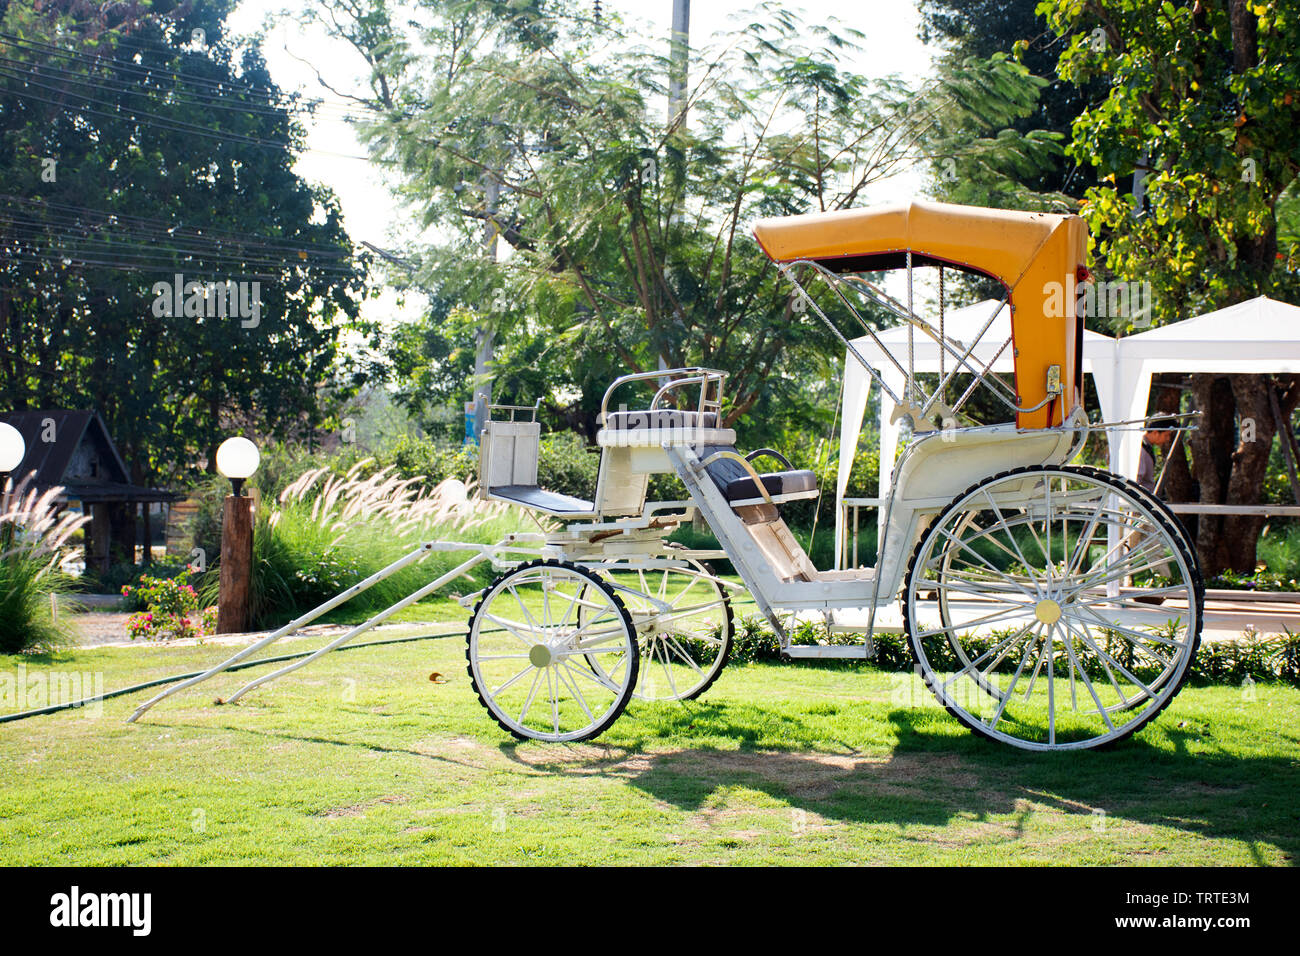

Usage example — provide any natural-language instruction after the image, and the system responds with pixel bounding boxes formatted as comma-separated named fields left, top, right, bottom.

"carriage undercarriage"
left=127, top=200, right=1204, bottom=752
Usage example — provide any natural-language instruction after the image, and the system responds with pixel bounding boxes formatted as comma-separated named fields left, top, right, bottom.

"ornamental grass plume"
left=0, top=477, right=87, bottom=653
left=208, top=461, right=538, bottom=629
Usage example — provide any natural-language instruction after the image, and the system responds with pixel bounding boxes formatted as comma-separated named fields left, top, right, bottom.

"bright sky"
left=228, top=1, right=938, bottom=324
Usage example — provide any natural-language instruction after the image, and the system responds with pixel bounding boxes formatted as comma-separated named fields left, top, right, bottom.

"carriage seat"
left=487, top=485, right=593, bottom=514
left=602, top=409, right=718, bottom=431
left=702, top=445, right=818, bottom=504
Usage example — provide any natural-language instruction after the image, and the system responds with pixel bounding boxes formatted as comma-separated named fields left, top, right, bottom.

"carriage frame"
left=129, top=201, right=1204, bottom=752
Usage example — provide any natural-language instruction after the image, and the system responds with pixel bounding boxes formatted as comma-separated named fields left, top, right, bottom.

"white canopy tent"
left=834, top=299, right=1118, bottom=567
left=1100, top=295, right=1300, bottom=482
left=835, top=294, right=1300, bottom=568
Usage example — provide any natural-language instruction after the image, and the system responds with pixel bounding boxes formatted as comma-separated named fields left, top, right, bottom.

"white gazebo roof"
left=1117, top=295, right=1300, bottom=368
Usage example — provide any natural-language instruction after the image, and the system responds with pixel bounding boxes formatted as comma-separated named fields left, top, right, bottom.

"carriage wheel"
left=466, top=560, right=638, bottom=742
left=595, top=560, right=734, bottom=702
left=903, top=466, right=1201, bottom=751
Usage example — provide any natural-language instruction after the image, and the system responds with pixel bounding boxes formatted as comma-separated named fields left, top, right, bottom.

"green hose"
left=0, top=628, right=460, bottom=725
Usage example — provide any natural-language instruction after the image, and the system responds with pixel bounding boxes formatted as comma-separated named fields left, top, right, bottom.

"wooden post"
left=89, top=503, right=111, bottom=578
left=216, top=494, right=254, bottom=633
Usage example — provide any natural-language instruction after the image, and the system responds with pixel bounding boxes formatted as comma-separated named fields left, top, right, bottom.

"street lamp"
left=0, top=420, right=23, bottom=479
left=214, top=436, right=260, bottom=634
left=0, top=422, right=24, bottom=550
left=215, top=436, right=260, bottom=496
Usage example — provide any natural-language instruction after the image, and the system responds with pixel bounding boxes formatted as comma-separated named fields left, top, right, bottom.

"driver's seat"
left=701, top=446, right=818, bottom=507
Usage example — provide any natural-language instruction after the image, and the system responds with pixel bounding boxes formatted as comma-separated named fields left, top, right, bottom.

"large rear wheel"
left=904, top=466, right=1201, bottom=751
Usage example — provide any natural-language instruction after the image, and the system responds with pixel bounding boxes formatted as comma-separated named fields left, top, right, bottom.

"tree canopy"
left=1041, top=0, right=1300, bottom=573
left=0, top=0, right=372, bottom=484
left=308, top=0, right=1055, bottom=443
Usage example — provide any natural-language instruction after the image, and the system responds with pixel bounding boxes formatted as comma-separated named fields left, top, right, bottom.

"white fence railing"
left=837, top=498, right=1300, bottom=571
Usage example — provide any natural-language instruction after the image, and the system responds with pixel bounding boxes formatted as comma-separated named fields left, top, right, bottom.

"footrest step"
left=784, top=644, right=872, bottom=659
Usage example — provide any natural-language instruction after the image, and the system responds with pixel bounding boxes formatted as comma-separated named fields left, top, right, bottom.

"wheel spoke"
left=492, top=663, right=535, bottom=698
left=933, top=526, right=1038, bottom=600
left=518, top=668, right=543, bottom=725
left=987, top=628, right=1041, bottom=730
left=1060, top=623, right=1115, bottom=731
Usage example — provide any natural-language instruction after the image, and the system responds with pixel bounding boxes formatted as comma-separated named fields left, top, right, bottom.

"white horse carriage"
left=130, top=201, right=1202, bottom=751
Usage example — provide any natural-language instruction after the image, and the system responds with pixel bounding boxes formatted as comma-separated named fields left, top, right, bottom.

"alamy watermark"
left=0, top=664, right=103, bottom=717
left=1044, top=274, right=1153, bottom=327
left=151, top=273, right=261, bottom=328
left=49, top=886, right=151, bottom=936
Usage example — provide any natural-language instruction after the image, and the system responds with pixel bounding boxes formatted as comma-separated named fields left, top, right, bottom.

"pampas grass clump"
left=0, top=479, right=87, bottom=653
left=223, top=461, right=538, bottom=629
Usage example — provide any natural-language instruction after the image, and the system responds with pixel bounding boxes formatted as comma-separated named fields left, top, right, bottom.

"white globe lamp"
left=0, top=421, right=24, bottom=486
left=215, top=436, right=260, bottom=496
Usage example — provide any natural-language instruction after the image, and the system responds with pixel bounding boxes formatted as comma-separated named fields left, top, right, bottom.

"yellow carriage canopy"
left=753, top=200, right=1089, bottom=429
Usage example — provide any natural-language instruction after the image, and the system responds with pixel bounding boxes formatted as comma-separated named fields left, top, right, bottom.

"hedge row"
left=730, top=616, right=1300, bottom=687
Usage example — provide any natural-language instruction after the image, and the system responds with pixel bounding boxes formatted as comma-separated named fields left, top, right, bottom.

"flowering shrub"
left=122, top=566, right=216, bottom=641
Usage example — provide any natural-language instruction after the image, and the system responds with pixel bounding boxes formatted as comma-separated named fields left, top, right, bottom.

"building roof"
left=0, top=409, right=177, bottom=504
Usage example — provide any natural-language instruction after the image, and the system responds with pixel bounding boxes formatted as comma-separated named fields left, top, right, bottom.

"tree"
left=306, top=0, right=1053, bottom=443
left=919, top=0, right=1107, bottom=200
left=0, top=0, right=372, bottom=488
left=1041, top=0, right=1300, bottom=574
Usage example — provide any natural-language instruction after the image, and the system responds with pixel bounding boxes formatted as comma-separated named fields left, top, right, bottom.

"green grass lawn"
left=1, top=620, right=1298, bottom=865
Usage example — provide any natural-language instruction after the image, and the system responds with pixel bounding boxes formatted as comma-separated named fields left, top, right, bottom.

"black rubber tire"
left=902, top=464, right=1203, bottom=751
left=466, top=558, right=638, bottom=743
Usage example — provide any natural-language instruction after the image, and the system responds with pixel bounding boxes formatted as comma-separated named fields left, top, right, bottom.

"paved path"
left=1201, top=596, right=1300, bottom=641
left=65, top=611, right=454, bottom=649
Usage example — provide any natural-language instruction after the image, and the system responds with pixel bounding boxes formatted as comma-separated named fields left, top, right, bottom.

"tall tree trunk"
left=1152, top=373, right=1197, bottom=538
left=1223, top=374, right=1277, bottom=572
left=1187, top=374, right=1236, bottom=573
left=1187, top=372, right=1292, bottom=575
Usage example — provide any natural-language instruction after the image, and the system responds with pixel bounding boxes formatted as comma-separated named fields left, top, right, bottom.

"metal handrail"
left=487, top=400, right=541, bottom=423
left=599, top=366, right=728, bottom=424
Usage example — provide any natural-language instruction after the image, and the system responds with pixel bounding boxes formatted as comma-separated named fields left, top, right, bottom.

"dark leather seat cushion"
left=700, top=444, right=817, bottom=502
left=603, top=409, right=718, bottom=431
left=723, top=469, right=818, bottom=502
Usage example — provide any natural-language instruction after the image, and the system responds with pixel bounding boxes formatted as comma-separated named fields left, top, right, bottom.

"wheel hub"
left=1034, top=598, right=1062, bottom=625
left=529, top=644, right=553, bottom=667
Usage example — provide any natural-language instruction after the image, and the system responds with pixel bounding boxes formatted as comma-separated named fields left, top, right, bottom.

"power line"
left=0, top=31, right=316, bottom=110
left=0, top=54, right=324, bottom=123
left=0, top=233, right=362, bottom=278
left=0, top=47, right=370, bottom=124
left=0, top=195, right=359, bottom=255
left=2, top=71, right=377, bottom=162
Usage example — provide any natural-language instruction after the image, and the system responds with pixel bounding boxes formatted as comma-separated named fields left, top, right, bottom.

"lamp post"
left=0, top=422, right=25, bottom=553
left=215, top=436, right=260, bottom=634
left=0, top=421, right=24, bottom=497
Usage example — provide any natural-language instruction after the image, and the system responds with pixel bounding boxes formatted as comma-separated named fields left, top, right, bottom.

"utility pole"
left=473, top=172, right=500, bottom=441
left=661, top=0, right=690, bottom=381
left=667, top=0, right=690, bottom=129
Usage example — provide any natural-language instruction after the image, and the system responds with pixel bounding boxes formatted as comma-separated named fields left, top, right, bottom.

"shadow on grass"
left=157, top=691, right=1297, bottom=862
left=496, top=701, right=1300, bottom=862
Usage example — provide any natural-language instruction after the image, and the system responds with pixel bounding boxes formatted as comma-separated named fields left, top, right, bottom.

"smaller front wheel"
left=467, top=560, right=638, bottom=742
